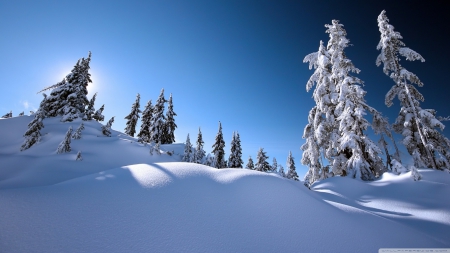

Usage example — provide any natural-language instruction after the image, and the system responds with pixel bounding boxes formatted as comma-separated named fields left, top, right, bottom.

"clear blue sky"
left=1, top=0, right=449, bottom=176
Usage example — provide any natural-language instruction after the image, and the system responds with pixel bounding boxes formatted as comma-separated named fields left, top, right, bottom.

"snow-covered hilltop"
left=1, top=115, right=450, bottom=252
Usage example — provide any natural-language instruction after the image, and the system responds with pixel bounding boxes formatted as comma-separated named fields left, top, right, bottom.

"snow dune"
left=0, top=116, right=449, bottom=252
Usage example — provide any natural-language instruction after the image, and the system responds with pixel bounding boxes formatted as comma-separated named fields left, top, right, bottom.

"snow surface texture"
left=1, top=116, right=450, bottom=252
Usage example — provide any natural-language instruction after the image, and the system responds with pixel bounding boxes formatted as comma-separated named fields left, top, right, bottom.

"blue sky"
left=1, top=0, right=449, bottom=176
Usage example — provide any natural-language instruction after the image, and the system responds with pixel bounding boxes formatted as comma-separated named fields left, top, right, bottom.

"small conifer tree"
left=211, top=121, right=226, bottom=169
left=19, top=112, right=24, bottom=116
left=124, top=93, right=141, bottom=137
left=57, top=126, right=73, bottom=153
left=194, top=127, right=206, bottom=163
left=83, top=92, right=97, bottom=121
left=286, top=151, right=299, bottom=181
left=271, top=157, right=278, bottom=172
left=245, top=156, right=254, bottom=170
left=182, top=134, right=193, bottom=162
left=102, top=117, right=114, bottom=137
left=2, top=111, right=12, bottom=118
left=20, top=95, right=47, bottom=151
left=255, top=148, right=270, bottom=172
left=150, top=89, right=166, bottom=143
left=163, top=93, right=177, bottom=144
left=72, top=122, right=85, bottom=139
left=137, top=100, right=153, bottom=143
left=278, top=165, right=286, bottom=178
left=76, top=151, right=83, bottom=161
left=93, top=105, right=105, bottom=122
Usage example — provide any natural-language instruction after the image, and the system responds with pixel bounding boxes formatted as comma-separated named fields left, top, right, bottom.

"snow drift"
left=0, top=116, right=449, bottom=252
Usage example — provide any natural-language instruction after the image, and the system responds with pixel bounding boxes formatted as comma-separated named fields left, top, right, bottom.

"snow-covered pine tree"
left=42, top=52, right=92, bottom=122
left=72, top=122, right=85, bottom=139
left=19, top=112, right=24, bottom=116
left=211, top=121, right=226, bottom=169
left=182, top=134, right=193, bottom=162
left=229, top=132, right=243, bottom=168
left=162, top=93, right=177, bottom=144
left=227, top=132, right=236, bottom=167
left=286, top=151, right=299, bottom=180
left=76, top=151, right=83, bottom=161
left=278, top=165, right=286, bottom=178
left=102, top=116, right=115, bottom=137
left=93, top=104, right=105, bottom=122
left=327, top=19, right=384, bottom=180
left=2, top=111, right=12, bottom=118
left=124, top=93, right=141, bottom=137
left=271, top=157, right=278, bottom=172
left=150, top=89, right=166, bottom=144
left=245, top=156, right=254, bottom=170
left=20, top=94, right=48, bottom=151
left=194, top=127, right=206, bottom=164
left=57, top=126, right=73, bottom=153
left=303, top=40, right=337, bottom=171
left=255, top=148, right=270, bottom=172
left=302, top=106, right=322, bottom=186
left=83, top=92, right=97, bottom=121
left=377, top=10, right=450, bottom=170
left=137, top=100, right=153, bottom=143
left=235, top=132, right=243, bottom=168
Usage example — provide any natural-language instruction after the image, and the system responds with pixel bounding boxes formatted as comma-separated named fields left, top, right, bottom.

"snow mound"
left=1, top=116, right=449, bottom=252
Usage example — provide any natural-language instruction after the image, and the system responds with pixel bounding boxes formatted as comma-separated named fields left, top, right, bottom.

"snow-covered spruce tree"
left=278, top=165, right=286, bottom=178
left=83, top=92, right=97, bottom=121
left=20, top=94, right=48, bottom=151
left=194, top=127, right=206, bottom=164
left=102, top=116, right=115, bottom=137
left=93, top=104, right=105, bottom=122
left=72, top=122, right=85, bottom=139
left=271, top=158, right=278, bottom=172
left=234, top=132, right=243, bottom=168
left=57, top=126, right=73, bottom=153
left=377, top=10, right=450, bottom=170
left=76, top=151, right=83, bottom=161
left=42, top=52, right=92, bottom=122
left=286, top=151, right=299, bottom=181
left=227, top=131, right=243, bottom=168
left=391, top=159, right=408, bottom=174
left=124, top=93, right=141, bottom=137
left=303, top=40, right=337, bottom=170
left=19, top=112, right=24, bottom=116
left=137, top=100, right=153, bottom=143
left=150, top=89, right=166, bottom=144
left=245, top=156, right=254, bottom=170
left=211, top=121, right=226, bottom=169
left=2, top=111, right=12, bottom=118
left=409, top=165, right=422, bottom=181
left=162, top=93, right=177, bottom=144
left=302, top=107, right=322, bottom=186
left=303, top=20, right=385, bottom=180
left=255, top=148, right=271, bottom=172
left=182, top=134, right=193, bottom=162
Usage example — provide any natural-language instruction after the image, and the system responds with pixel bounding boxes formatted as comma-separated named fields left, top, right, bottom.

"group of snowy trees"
left=182, top=122, right=298, bottom=180
left=19, top=51, right=177, bottom=153
left=182, top=122, right=238, bottom=168
left=302, top=11, right=450, bottom=187
left=132, top=89, right=177, bottom=146
left=245, top=150, right=298, bottom=180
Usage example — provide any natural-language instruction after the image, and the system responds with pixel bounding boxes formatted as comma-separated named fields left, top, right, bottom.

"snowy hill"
left=1, top=116, right=449, bottom=252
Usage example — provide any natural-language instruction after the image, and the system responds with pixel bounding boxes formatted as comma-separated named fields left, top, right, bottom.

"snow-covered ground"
left=1, top=116, right=449, bottom=252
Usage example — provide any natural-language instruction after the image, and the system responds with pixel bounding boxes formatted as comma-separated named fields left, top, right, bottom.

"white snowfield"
left=1, top=116, right=449, bottom=252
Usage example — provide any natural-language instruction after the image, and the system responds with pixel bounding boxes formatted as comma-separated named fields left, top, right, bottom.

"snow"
left=1, top=116, right=450, bottom=252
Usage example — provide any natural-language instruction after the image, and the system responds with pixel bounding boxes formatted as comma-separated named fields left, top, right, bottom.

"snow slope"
left=1, top=116, right=449, bottom=252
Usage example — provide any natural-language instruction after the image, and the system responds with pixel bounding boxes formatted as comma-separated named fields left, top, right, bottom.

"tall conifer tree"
left=124, top=93, right=141, bottom=137
left=137, top=100, right=153, bottom=143
left=211, top=121, right=226, bottom=169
